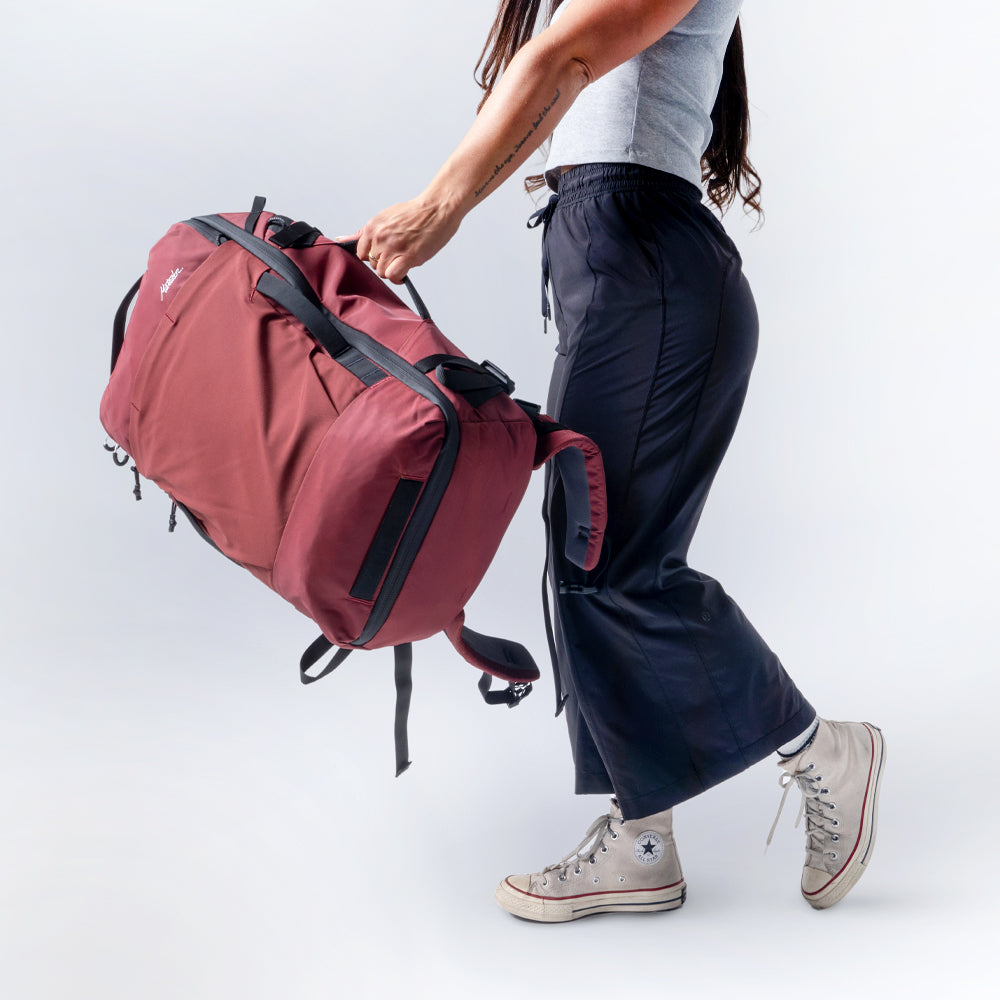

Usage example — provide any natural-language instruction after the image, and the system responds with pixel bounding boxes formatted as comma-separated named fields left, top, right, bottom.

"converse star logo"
left=160, top=267, right=183, bottom=301
left=633, top=831, right=664, bottom=865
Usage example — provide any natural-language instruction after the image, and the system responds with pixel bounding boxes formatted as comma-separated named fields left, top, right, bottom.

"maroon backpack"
left=100, top=197, right=607, bottom=773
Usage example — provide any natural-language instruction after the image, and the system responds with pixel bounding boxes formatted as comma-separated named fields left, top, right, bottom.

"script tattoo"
left=473, top=89, right=562, bottom=199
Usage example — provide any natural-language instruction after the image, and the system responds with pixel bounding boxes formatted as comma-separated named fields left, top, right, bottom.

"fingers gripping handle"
left=335, top=239, right=431, bottom=321
left=532, top=417, right=607, bottom=572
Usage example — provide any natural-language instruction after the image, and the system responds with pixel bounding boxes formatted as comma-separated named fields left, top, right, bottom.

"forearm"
left=357, top=0, right=699, bottom=281
left=422, top=37, right=591, bottom=219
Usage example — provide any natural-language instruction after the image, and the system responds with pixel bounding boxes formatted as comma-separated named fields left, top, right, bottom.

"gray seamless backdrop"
left=2, top=1, right=996, bottom=997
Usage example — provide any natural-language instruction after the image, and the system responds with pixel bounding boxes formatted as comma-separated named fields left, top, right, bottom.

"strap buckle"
left=481, top=359, right=515, bottom=395
left=508, top=681, right=533, bottom=707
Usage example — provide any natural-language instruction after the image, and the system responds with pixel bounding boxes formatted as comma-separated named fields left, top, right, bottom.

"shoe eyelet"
left=611, top=832, right=619, bottom=840
left=600, top=845, right=608, bottom=853
left=619, top=876, right=627, bottom=884
left=558, top=874, right=567, bottom=882
left=832, top=819, right=839, bottom=827
left=831, top=834, right=840, bottom=842
left=574, top=866, right=581, bottom=875
left=829, top=802, right=837, bottom=810
left=593, top=877, right=600, bottom=884
left=829, top=852, right=839, bottom=860
left=541, top=878, right=548, bottom=887
left=589, top=857, right=597, bottom=865
left=806, top=763, right=815, bottom=770
left=820, top=788, right=829, bottom=795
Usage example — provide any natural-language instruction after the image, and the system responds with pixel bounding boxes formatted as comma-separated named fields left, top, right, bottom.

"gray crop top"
left=544, top=0, right=744, bottom=190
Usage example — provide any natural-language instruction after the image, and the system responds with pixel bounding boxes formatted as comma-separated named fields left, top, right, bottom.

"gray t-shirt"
left=544, top=0, right=744, bottom=189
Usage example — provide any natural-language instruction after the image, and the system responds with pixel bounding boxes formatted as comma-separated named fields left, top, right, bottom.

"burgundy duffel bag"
left=100, top=197, right=606, bottom=773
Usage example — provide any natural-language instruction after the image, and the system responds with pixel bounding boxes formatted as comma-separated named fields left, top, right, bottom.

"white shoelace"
left=766, top=762, right=841, bottom=865
left=536, top=812, right=624, bottom=883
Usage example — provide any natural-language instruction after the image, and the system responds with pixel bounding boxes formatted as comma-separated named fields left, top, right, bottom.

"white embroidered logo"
left=633, top=831, right=664, bottom=865
left=160, top=267, right=183, bottom=301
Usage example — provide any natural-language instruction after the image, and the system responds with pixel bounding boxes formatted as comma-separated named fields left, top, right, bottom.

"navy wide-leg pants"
left=541, top=163, right=815, bottom=820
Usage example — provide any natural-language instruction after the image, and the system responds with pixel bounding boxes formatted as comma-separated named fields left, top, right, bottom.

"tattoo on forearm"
left=473, top=89, right=561, bottom=199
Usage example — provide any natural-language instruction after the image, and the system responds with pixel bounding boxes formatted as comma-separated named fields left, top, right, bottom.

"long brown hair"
left=474, top=0, right=763, bottom=224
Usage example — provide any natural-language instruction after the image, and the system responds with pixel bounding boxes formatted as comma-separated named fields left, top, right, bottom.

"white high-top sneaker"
left=769, top=719, right=887, bottom=909
left=495, top=798, right=686, bottom=922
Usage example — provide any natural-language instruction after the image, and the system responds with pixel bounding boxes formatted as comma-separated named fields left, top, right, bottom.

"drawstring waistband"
left=525, top=164, right=703, bottom=333
left=527, top=192, right=559, bottom=333
left=552, top=161, right=703, bottom=208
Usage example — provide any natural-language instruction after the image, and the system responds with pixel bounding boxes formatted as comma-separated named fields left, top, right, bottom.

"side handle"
left=110, top=276, right=143, bottom=375
left=335, top=239, right=432, bottom=322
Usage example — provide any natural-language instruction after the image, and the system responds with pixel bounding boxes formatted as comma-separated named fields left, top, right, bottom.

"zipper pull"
left=131, top=465, right=142, bottom=501
left=168, top=501, right=178, bottom=532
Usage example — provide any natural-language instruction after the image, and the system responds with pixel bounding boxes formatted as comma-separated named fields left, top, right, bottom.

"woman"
left=356, top=0, right=886, bottom=921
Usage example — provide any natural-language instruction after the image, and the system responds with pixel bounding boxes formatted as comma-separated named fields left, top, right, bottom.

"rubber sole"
left=804, top=722, right=887, bottom=910
left=495, top=878, right=687, bottom=923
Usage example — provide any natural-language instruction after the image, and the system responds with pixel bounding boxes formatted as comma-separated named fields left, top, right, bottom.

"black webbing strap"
left=540, top=467, right=567, bottom=717
left=299, top=635, right=414, bottom=777
left=192, top=213, right=320, bottom=304
left=255, top=271, right=350, bottom=359
left=414, top=355, right=515, bottom=408
left=300, top=634, right=353, bottom=684
left=393, top=644, right=413, bottom=776
left=110, top=275, right=143, bottom=375
left=245, top=195, right=266, bottom=234
left=269, top=220, right=321, bottom=249
left=255, top=272, right=386, bottom=386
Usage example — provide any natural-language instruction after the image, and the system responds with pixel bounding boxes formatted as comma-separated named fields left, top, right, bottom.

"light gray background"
left=2, top=1, right=996, bottom=997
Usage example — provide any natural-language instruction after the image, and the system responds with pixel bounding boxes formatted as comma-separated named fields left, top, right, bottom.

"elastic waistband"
left=553, top=162, right=703, bottom=208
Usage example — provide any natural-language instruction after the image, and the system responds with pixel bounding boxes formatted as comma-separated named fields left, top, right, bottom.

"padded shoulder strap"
left=444, top=611, right=540, bottom=688
left=532, top=415, right=607, bottom=572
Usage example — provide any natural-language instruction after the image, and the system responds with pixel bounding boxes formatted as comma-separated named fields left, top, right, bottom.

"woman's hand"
left=354, top=193, right=462, bottom=284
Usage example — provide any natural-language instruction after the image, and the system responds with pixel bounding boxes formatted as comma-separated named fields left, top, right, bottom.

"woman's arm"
left=357, top=0, right=700, bottom=282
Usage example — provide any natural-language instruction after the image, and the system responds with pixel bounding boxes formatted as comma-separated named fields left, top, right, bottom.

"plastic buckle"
left=481, top=359, right=515, bottom=395
left=508, top=681, right=532, bottom=707
left=514, top=398, right=541, bottom=419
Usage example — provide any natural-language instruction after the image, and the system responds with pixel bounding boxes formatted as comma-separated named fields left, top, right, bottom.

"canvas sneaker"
left=768, top=718, right=887, bottom=909
left=495, top=798, right=686, bottom=922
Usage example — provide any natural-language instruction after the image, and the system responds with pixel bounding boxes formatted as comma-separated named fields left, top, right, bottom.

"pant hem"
left=607, top=700, right=817, bottom=820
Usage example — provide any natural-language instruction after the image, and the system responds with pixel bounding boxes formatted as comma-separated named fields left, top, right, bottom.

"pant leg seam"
left=610, top=254, right=750, bottom=772
left=545, top=205, right=619, bottom=791
left=638, top=254, right=738, bottom=549
left=597, top=222, right=707, bottom=794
